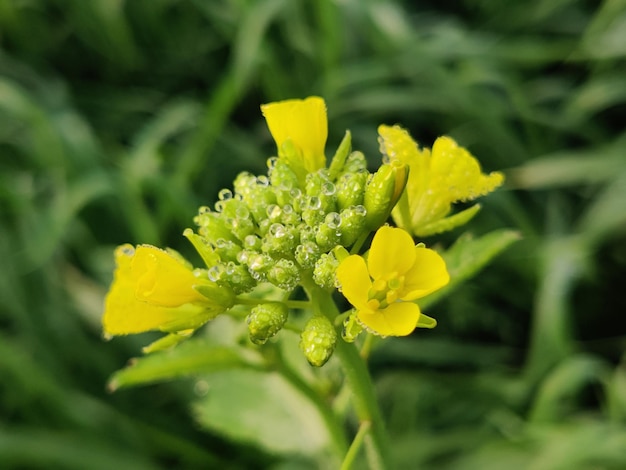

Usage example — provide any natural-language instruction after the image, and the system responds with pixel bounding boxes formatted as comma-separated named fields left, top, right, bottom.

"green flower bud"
left=214, top=238, right=242, bottom=263
left=336, top=171, right=368, bottom=210
left=342, top=151, right=368, bottom=174
left=327, top=130, right=352, bottom=181
left=220, top=198, right=256, bottom=240
left=245, top=252, right=274, bottom=282
left=315, top=212, right=342, bottom=252
left=299, top=224, right=317, bottom=245
left=221, top=261, right=256, bottom=294
left=262, top=223, right=298, bottom=256
left=302, top=196, right=325, bottom=227
left=236, top=175, right=277, bottom=222
left=300, top=316, right=337, bottom=367
left=194, top=207, right=238, bottom=244
left=313, top=252, right=339, bottom=291
left=305, top=170, right=337, bottom=214
left=269, top=157, right=301, bottom=191
left=363, top=162, right=408, bottom=230
left=247, top=302, right=289, bottom=345
left=267, top=258, right=300, bottom=291
left=295, top=241, right=321, bottom=269
left=279, top=204, right=301, bottom=226
left=339, top=205, right=367, bottom=247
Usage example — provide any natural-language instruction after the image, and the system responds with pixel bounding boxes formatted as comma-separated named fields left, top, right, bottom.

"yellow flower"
left=261, top=96, right=327, bottom=176
left=102, top=244, right=233, bottom=337
left=335, top=226, right=449, bottom=336
left=378, top=125, right=504, bottom=237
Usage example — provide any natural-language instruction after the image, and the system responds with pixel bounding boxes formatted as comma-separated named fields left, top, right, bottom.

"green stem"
left=272, top=345, right=349, bottom=457
left=304, top=280, right=392, bottom=469
left=350, top=231, right=370, bottom=255
left=234, top=296, right=311, bottom=310
left=340, top=421, right=372, bottom=470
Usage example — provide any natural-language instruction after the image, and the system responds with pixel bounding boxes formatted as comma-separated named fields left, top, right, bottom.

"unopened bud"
left=247, top=303, right=288, bottom=345
left=300, top=316, right=337, bottom=367
left=328, top=131, right=352, bottom=180
left=338, top=205, right=367, bottom=247
left=313, top=253, right=339, bottom=291
left=363, top=162, right=408, bottom=230
left=336, top=171, right=367, bottom=210
left=267, top=258, right=300, bottom=291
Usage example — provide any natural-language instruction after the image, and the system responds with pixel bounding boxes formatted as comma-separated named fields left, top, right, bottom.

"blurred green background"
left=2, top=0, right=626, bottom=468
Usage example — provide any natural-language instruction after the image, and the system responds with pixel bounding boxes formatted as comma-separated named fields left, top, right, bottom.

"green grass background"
left=1, top=0, right=626, bottom=468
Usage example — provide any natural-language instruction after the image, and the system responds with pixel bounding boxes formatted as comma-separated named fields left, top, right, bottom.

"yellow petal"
left=336, top=255, right=372, bottom=310
left=102, top=245, right=207, bottom=336
left=401, top=246, right=450, bottom=301
left=133, top=245, right=208, bottom=307
left=357, top=302, right=421, bottom=336
left=368, top=226, right=416, bottom=280
left=430, top=136, right=504, bottom=203
left=261, top=96, right=327, bottom=172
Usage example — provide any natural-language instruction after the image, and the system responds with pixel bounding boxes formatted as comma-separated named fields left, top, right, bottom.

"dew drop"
left=218, top=188, right=233, bottom=201
left=322, top=182, right=336, bottom=196
left=325, top=212, right=341, bottom=229
left=267, top=156, right=278, bottom=170
left=269, top=223, right=286, bottom=238
left=266, top=204, right=282, bottom=220
left=354, top=205, right=367, bottom=216
left=308, top=196, right=321, bottom=210
left=208, top=264, right=224, bottom=282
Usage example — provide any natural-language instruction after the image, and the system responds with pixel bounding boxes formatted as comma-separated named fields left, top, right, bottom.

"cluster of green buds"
left=102, top=96, right=503, bottom=366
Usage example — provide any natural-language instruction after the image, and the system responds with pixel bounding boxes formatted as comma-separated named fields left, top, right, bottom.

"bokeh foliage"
left=1, top=0, right=625, bottom=468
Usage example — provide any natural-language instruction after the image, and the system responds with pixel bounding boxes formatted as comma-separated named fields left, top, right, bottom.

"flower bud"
left=247, top=303, right=289, bottom=345
left=315, top=212, right=342, bottom=252
left=221, top=261, right=256, bottom=294
left=267, top=258, right=300, bottom=291
left=363, top=162, right=408, bottom=230
left=335, top=171, right=367, bottom=210
left=300, top=316, right=337, bottom=367
left=269, top=158, right=301, bottom=191
left=338, top=205, right=367, bottom=247
left=295, top=241, right=321, bottom=269
left=194, top=207, right=238, bottom=244
left=305, top=170, right=337, bottom=214
left=220, top=198, right=256, bottom=241
left=327, top=130, right=352, bottom=180
left=214, top=238, right=242, bottom=263
left=342, top=151, right=367, bottom=174
left=313, top=252, right=339, bottom=291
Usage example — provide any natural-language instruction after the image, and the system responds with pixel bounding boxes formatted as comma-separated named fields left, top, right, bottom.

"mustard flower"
left=336, top=226, right=449, bottom=336
left=378, top=125, right=504, bottom=237
left=102, top=244, right=233, bottom=336
left=261, top=96, right=327, bottom=179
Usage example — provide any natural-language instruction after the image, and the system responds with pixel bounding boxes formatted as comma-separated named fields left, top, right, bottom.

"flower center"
left=367, top=274, right=405, bottom=309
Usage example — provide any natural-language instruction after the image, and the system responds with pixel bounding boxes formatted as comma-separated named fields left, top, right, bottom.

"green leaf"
left=420, top=229, right=521, bottom=308
left=193, top=369, right=333, bottom=459
left=108, top=339, right=264, bottom=391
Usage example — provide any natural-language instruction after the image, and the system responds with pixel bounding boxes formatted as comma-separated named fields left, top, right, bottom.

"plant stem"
left=273, top=345, right=349, bottom=458
left=234, top=296, right=311, bottom=310
left=305, top=281, right=392, bottom=469
left=340, top=420, right=371, bottom=470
